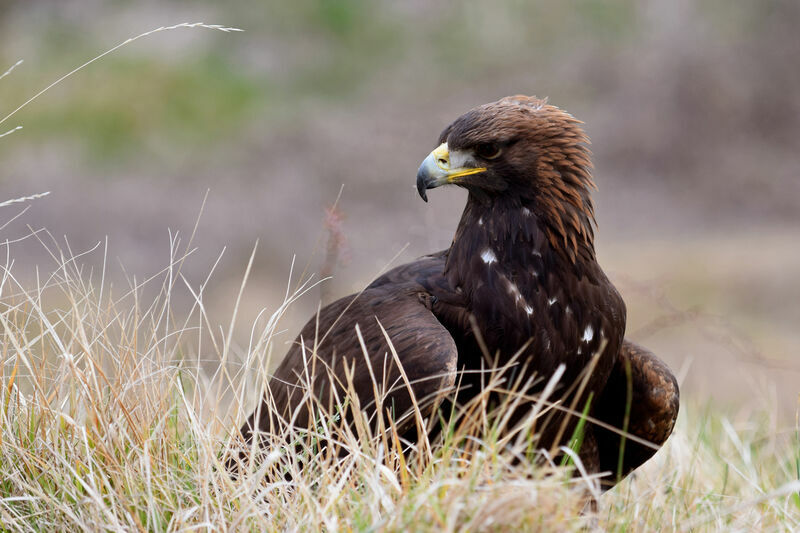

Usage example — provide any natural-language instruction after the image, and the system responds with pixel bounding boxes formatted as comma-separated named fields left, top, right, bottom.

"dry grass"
left=0, top=226, right=798, bottom=532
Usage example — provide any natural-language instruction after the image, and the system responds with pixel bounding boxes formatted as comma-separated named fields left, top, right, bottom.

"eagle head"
left=417, top=95, right=596, bottom=262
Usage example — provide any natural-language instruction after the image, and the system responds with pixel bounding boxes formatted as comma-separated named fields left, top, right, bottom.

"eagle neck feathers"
left=441, top=182, right=620, bottom=374
left=447, top=196, right=583, bottom=285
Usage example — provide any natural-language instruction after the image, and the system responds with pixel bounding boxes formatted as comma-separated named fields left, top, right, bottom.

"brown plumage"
left=232, top=95, right=679, bottom=489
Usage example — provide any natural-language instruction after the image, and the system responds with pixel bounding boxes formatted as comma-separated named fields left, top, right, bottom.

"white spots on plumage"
left=481, top=248, right=497, bottom=264
left=505, top=279, right=529, bottom=309
left=582, top=325, right=594, bottom=343
left=500, top=276, right=532, bottom=312
left=521, top=207, right=531, bottom=216
left=532, top=250, right=542, bottom=258
left=565, top=305, right=572, bottom=315
left=478, top=217, right=483, bottom=226
left=577, top=347, right=582, bottom=355
left=548, top=297, right=557, bottom=306
left=507, top=282, right=520, bottom=296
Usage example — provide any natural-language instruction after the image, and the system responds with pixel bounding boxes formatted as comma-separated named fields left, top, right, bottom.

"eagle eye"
left=475, top=143, right=502, bottom=160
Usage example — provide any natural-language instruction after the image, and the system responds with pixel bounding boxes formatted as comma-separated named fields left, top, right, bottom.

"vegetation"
left=0, top=229, right=798, bottom=531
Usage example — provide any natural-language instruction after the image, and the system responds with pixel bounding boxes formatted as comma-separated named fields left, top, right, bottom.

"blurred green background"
left=1, top=0, right=799, bottom=416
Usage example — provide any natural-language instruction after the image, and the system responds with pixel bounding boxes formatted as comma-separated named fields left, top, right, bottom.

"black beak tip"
left=416, top=173, right=429, bottom=202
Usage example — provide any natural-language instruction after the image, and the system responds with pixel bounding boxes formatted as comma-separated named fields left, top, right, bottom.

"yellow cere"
left=432, top=142, right=487, bottom=181
left=448, top=166, right=487, bottom=180
left=432, top=143, right=451, bottom=170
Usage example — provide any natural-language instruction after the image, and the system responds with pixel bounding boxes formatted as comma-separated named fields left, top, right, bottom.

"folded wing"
left=238, top=272, right=459, bottom=449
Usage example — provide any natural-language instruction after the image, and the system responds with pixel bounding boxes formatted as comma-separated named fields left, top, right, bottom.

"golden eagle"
left=233, top=96, right=679, bottom=489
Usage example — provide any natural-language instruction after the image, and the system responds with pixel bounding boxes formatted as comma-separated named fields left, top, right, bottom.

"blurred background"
left=1, top=1, right=798, bottom=418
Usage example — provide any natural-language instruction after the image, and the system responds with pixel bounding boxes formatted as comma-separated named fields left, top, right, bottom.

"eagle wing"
left=592, top=340, right=680, bottom=487
left=238, top=255, right=459, bottom=445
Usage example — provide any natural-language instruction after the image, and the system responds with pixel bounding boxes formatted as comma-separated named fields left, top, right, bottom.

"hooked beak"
left=416, top=142, right=486, bottom=202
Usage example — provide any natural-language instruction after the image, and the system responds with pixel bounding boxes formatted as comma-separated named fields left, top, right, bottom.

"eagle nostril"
left=438, top=158, right=448, bottom=166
